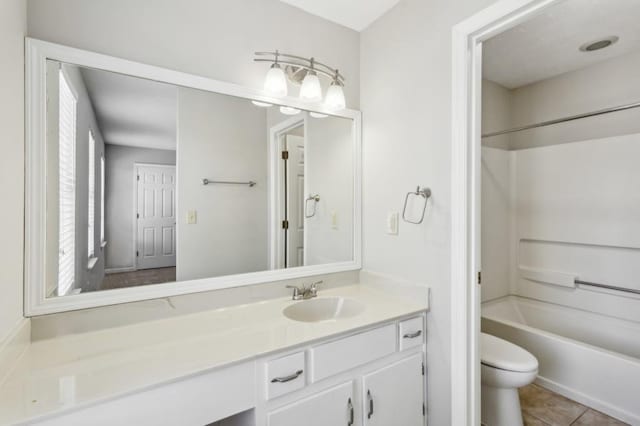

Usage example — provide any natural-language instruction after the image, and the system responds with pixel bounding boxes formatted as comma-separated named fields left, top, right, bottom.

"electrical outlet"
left=186, top=210, right=197, bottom=224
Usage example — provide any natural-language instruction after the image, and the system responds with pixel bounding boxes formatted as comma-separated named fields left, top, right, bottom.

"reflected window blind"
left=88, top=131, right=96, bottom=258
left=100, top=155, right=105, bottom=244
left=58, top=71, right=77, bottom=296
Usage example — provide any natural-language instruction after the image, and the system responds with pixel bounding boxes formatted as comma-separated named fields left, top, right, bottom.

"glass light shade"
left=251, top=100, right=273, bottom=107
left=280, top=106, right=301, bottom=115
left=264, top=64, right=287, bottom=97
left=325, top=82, right=346, bottom=110
left=310, top=112, right=328, bottom=119
left=299, top=72, right=322, bottom=102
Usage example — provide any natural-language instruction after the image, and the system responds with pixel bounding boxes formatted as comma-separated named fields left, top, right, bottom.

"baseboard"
left=105, top=266, right=136, bottom=274
left=0, top=319, right=30, bottom=386
left=535, top=376, right=638, bottom=425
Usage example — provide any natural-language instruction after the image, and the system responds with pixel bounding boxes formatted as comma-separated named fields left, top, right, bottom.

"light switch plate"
left=187, top=210, right=197, bottom=224
left=386, top=212, right=399, bottom=235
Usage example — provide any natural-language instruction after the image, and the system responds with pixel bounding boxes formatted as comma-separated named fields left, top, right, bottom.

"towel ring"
left=402, top=186, right=431, bottom=224
left=305, top=194, right=320, bottom=218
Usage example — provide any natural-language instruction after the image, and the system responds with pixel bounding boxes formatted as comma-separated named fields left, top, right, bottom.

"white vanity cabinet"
left=260, top=314, right=427, bottom=426
left=362, top=354, right=425, bottom=426
left=267, top=382, right=355, bottom=426
left=27, top=314, right=426, bottom=426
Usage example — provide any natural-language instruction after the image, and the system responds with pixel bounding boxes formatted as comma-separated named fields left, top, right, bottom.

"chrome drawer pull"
left=271, top=370, right=303, bottom=383
left=403, top=330, right=422, bottom=339
left=367, top=390, right=374, bottom=419
left=347, top=398, right=354, bottom=425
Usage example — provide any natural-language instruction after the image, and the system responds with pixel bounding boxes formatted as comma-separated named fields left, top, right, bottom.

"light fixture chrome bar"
left=254, top=51, right=345, bottom=82
left=575, top=279, right=640, bottom=295
left=202, top=178, right=256, bottom=187
left=482, top=100, right=640, bottom=138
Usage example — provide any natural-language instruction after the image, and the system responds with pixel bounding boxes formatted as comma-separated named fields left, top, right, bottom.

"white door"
left=267, top=381, right=355, bottom=426
left=286, top=134, right=305, bottom=267
left=136, top=165, right=176, bottom=270
left=362, top=354, right=425, bottom=426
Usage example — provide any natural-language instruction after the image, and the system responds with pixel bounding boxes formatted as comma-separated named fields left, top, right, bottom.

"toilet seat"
left=481, top=333, right=538, bottom=373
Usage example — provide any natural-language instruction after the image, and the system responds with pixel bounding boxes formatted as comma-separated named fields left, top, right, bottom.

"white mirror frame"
left=25, top=38, right=362, bottom=316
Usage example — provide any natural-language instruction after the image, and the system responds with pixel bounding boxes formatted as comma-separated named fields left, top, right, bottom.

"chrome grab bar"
left=271, top=370, right=303, bottom=383
left=202, top=178, right=256, bottom=187
left=575, top=279, right=640, bottom=295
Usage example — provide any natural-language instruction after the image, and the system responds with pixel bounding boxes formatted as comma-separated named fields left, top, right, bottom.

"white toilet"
left=481, top=333, right=538, bottom=426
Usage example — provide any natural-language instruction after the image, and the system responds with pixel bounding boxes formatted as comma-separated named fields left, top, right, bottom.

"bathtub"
left=482, top=296, right=640, bottom=425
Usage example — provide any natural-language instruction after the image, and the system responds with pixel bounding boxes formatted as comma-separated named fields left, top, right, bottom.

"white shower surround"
left=482, top=295, right=640, bottom=425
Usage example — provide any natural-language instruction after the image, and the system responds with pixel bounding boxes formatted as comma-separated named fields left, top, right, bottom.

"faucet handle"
left=309, top=280, right=324, bottom=296
left=286, top=285, right=303, bottom=300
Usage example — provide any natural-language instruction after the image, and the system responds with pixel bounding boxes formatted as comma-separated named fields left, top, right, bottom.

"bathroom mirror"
left=25, top=39, right=361, bottom=315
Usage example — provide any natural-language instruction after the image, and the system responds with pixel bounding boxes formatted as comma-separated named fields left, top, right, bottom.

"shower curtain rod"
left=482, top=100, right=640, bottom=138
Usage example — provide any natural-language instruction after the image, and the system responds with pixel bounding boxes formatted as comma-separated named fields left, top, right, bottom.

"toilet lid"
left=480, top=333, right=538, bottom=373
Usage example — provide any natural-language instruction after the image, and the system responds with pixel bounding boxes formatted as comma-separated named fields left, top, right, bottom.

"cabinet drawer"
left=266, top=351, right=306, bottom=400
left=399, top=316, right=424, bottom=351
left=310, top=324, right=396, bottom=382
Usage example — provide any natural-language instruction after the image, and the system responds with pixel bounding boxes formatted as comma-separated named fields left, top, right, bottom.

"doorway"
left=134, top=163, right=177, bottom=271
left=269, top=116, right=307, bottom=270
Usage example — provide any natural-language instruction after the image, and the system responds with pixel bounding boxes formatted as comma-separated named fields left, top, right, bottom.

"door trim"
left=450, top=0, right=563, bottom=424
left=268, top=116, right=307, bottom=270
left=133, top=162, right=177, bottom=271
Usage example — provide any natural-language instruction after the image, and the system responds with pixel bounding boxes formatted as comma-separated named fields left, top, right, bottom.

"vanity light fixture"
left=280, top=106, right=301, bottom=115
left=255, top=50, right=346, bottom=110
left=251, top=100, right=273, bottom=107
left=263, top=51, right=288, bottom=97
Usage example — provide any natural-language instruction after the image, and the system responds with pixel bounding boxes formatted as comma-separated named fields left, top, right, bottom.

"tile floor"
left=519, top=384, right=629, bottom=426
left=101, top=267, right=176, bottom=290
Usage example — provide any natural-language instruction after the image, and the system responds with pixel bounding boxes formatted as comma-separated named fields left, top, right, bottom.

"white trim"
left=450, top=1, right=563, bottom=424
left=104, top=267, right=136, bottom=274
left=25, top=38, right=362, bottom=316
left=268, top=115, right=306, bottom=270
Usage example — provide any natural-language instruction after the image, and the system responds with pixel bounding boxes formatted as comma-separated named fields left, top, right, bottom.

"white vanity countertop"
left=0, top=284, right=427, bottom=425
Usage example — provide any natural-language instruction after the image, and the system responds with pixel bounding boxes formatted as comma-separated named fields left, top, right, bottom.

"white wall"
left=360, top=0, right=499, bottom=424
left=176, top=88, right=268, bottom=281
left=305, top=116, right=354, bottom=265
left=26, top=0, right=360, bottom=109
left=65, top=65, right=107, bottom=293
left=514, top=134, right=640, bottom=323
left=499, top=50, right=640, bottom=150
left=0, top=0, right=27, bottom=346
left=480, top=147, right=512, bottom=302
left=480, top=49, right=640, bottom=323
left=105, top=145, right=176, bottom=271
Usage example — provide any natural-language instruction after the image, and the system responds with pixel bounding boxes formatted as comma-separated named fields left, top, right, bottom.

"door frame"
left=133, top=162, right=177, bottom=271
left=450, top=0, right=563, bottom=424
left=268, top=115, right=307, bottom=270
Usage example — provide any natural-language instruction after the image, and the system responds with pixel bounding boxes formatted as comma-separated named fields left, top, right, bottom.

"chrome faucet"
left=286, top=280, right=323, bottom=300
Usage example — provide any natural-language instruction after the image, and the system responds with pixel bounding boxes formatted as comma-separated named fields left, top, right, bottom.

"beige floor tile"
left=523, top=411, right=551, bottom=426
left=572, top=409, right=629, bottom=426
left=519, top=384, right=587, bottom=426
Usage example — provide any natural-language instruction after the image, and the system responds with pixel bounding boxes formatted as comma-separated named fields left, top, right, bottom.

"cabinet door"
left=268, top=381, right=355, bottom=426
left=362, top=354, right=424, bottom=426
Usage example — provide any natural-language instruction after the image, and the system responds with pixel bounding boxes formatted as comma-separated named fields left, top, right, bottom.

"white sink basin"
left=283, top=297, right=365, bottom=323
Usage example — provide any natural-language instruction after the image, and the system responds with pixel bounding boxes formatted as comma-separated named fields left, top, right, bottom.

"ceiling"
left=279, top=0, right=401, bottom=32
left=80, top=67, right=177, bottom=151
left=483, top=0, right=640, bottom=89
